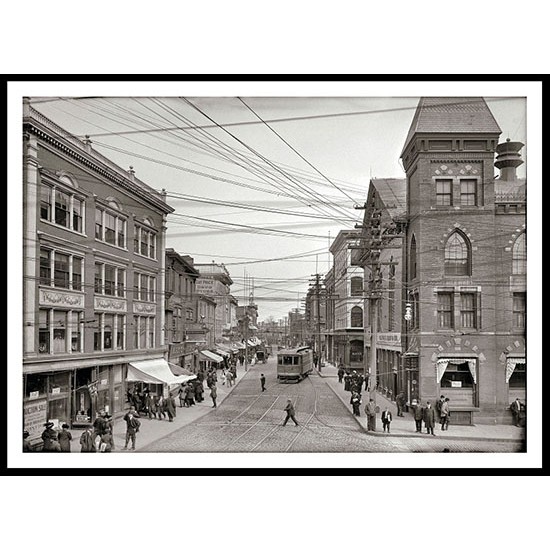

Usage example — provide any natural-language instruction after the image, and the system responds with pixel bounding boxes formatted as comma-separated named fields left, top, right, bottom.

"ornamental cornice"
left=39, top=288, right=85, bottom=308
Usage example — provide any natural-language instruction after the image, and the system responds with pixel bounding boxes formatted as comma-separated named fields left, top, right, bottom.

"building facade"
left=328, top=230, right=364, bottom=372
left=23, top=100, right=174, bottom=443
left=400, top=97, right=526, bottom=424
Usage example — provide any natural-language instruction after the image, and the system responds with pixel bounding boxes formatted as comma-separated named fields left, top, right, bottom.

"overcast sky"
left=26, top=90, right=527, bottom=321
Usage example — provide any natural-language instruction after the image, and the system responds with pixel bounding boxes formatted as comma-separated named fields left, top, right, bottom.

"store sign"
left=451, top=381, right=462, bottom=388
left=169, top=342, right=186, bottom=359
left=29, top=391, right=39, bottom=400
left=87, top=380, right=98, bottom=395
left=23, top=398, right=47, bottom=441
left=100, top=379, right=108, bottom=386
left=376, top=332, right=402, bottom=351
left=51, top=387, right=61, bottom=395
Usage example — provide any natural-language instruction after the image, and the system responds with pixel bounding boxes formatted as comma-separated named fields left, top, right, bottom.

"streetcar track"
left=221, top=395, right=281, bottom=450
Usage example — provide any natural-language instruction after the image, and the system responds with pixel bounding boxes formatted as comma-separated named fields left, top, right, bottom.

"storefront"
left=199, top=350, right=224, bottom=370
left=506, top=357, right=526, bottom=403
left=24, top=363, right=130, bottom=433
left=436, top=358, right=477, bottom=407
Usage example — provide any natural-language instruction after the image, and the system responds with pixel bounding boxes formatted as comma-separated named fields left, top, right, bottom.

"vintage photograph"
left=15, top=85, right=534, bottom=461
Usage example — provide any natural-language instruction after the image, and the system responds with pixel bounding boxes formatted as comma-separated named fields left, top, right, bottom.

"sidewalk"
left=64, top=362, right=250, bottom=452
left=317, top=362, right=525, bottom=443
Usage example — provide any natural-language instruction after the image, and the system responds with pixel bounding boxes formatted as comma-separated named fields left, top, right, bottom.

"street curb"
left=316, top=371, right=525, bottom=444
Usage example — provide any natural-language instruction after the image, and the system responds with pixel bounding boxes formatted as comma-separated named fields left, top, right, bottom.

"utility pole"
left=244, top=313, right=249, bottom=372
left=315, top=273, right=322, bottom=370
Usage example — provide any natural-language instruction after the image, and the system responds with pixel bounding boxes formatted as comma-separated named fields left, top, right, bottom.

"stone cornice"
left=24, top=109, right=174, bottom=215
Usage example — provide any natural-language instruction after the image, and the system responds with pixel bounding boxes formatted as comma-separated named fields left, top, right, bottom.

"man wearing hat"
left=41, top=421, right=60, bottom=452
left=23, top=430, right=33, bottom=452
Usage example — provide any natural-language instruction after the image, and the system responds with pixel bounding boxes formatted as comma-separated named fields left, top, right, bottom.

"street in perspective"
left=19, top=93, right=527, bottom=456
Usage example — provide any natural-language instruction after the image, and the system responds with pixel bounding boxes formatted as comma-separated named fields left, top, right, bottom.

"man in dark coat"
left=193, top=379, right=203, bottom=403
left=165, top=394, right=176, bottom=422
left=123, top=406, right=141, bottom=450
left=344, top=373, right=352, bottom=391
left=365, top=399, right=377, bottom=432
left=510, top=398, right=522, bottom=426
left=79, top=426, right=95, bottom=452
left=210, top=385, right=217, bottom=408
left=282, top=399, right=299, bottom=426
left=412, top=401, right=424, bottom=433
left=423, top=401, right=436, bottom=435
left=396, top=392, right=406, bottom=417
left=381, top=407, right=393, bottom=433
left=337, top=366, right=345, bottom=383
left=350, top=391, right=361, bottom=416
left=260, top=373, right=266, bottom=392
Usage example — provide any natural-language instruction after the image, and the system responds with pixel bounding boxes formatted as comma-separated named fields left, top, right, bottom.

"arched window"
left=410, top=235, right=417, bottom=279
left=351, top=306, right=363, bottom=328
left=512, top=233, right=526, bottom=275
left=445, top=231, right=471, bottom=276
left=350, top=277, right=363, bottom=296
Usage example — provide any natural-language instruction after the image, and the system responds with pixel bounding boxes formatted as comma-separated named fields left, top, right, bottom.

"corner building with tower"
left=398, top=97, right=526, bottom=424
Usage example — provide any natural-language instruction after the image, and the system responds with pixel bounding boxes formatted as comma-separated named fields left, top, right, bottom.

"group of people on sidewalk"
left=26, top=364, right=240, bottom=453
left=410, top=395, right=451, bottom=435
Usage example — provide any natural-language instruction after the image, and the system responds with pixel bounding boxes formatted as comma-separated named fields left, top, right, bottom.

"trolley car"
left=277, top=346, right=313, bottom=383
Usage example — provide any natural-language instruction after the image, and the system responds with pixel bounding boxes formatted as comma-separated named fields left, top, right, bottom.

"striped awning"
left=200, top=350, right=224, bottom=363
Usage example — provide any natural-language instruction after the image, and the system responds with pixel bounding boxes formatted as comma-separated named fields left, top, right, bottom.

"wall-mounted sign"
left=29, top=391, right=39, bottom=399
left=451, top=381, right=462, bottom=388
left=100, top=379, right=108, bottom=386
left=23, top=398, right=47, bottom=441
left=51, top=387, right=61, bottom=395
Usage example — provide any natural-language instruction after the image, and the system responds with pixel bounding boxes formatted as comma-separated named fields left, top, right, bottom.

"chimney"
left=495, top=138, right=524, bottom=181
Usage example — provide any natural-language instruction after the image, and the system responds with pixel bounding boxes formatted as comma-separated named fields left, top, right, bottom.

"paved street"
left=143, top=357, right=523, bottom=453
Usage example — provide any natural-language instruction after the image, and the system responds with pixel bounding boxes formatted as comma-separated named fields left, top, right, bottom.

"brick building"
left=400, top=97, right=526, bottom=424
left=22, top=100, right=174, bottom=444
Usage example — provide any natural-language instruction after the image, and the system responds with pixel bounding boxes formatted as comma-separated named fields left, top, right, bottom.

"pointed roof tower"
left=401, top=97, right=501, bottom=157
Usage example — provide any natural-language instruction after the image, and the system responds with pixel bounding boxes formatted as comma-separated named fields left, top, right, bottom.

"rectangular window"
left=40, top=185, right=51, bottom=221
left=149, top=276, right=155, bottom=302
left=54, top=252, right=70, bottom=289
left=436, top=179, right=453, bottom=206
left=513, top=293, right=526, bottom=329
left=40, top=248, right=51, bottom=285
left=72, top=198, right=83, bottom=233
left=104, top=265, right=116, bottom=296
left=117, top=218, right=126, bottom=248
left=140, top=274, right=148, bottom=301
left=148, top=318, right=154, bottom=348
left=140, top=230, right=148, bottom=256
left=140, top=318, right=147, bottom=349
left=94, top=313, right=101, bottom=351
left=461, top=293, right=477, bottom=328
left=104, top=314, right=113, bottom=350
left=116, top=315, right=125, bottom=349
left=39, top=309, right=50, bottom=354
left=104, top=212, right=117, bottom=245
left=54, top=190, right=70, bottom=227
left=117, top=269, right=125, bottom=297
left=71, top=311, right=82, bottom=352
left=133, top=316, right=139, bottom=348
left=94, top=263, right=103, bottom=294
left=134, top=227, right=140, bottom=254
left=95, top=209, right=103, bottom=240
left=437, top=292, right=454, bottom=329
left=149, top=234, right=156, bottom=259
left=53, top=310, right=67, bottom=353
left=72, top=257, right=82, bottom=291
left=460, top=179, right=477, bottom=206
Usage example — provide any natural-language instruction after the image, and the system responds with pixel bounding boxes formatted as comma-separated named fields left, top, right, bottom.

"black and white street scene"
left=17, top=88, right=532, bottom=458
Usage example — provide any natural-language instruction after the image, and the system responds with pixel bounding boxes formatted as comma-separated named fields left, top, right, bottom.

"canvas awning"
left=233, top=342, right=246, bottom=350
left=200, top=350, right=224, bottom=363
left=167, top=362, right=197, bottom=381
left=215, top=348, right=230, bottom=358
left=128, top=359, right=190, bottom=386
left=506, top=357, right=525, bottom=383
left=436, top=358, right=477, bottom=384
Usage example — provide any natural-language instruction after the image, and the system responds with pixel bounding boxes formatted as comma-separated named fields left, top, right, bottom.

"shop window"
left=509, top=363, right=526, bottom=388
left=440, top=362, right=475, bottom=388
left=437, top=292, right=454, bottom=329
left=74, top=367, right=94, bottom=423
left=350, top=340, right=363, bottom=362
left=25, top=373, right=47, bottom=398
left=445, top=231, right=471, bottom=276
